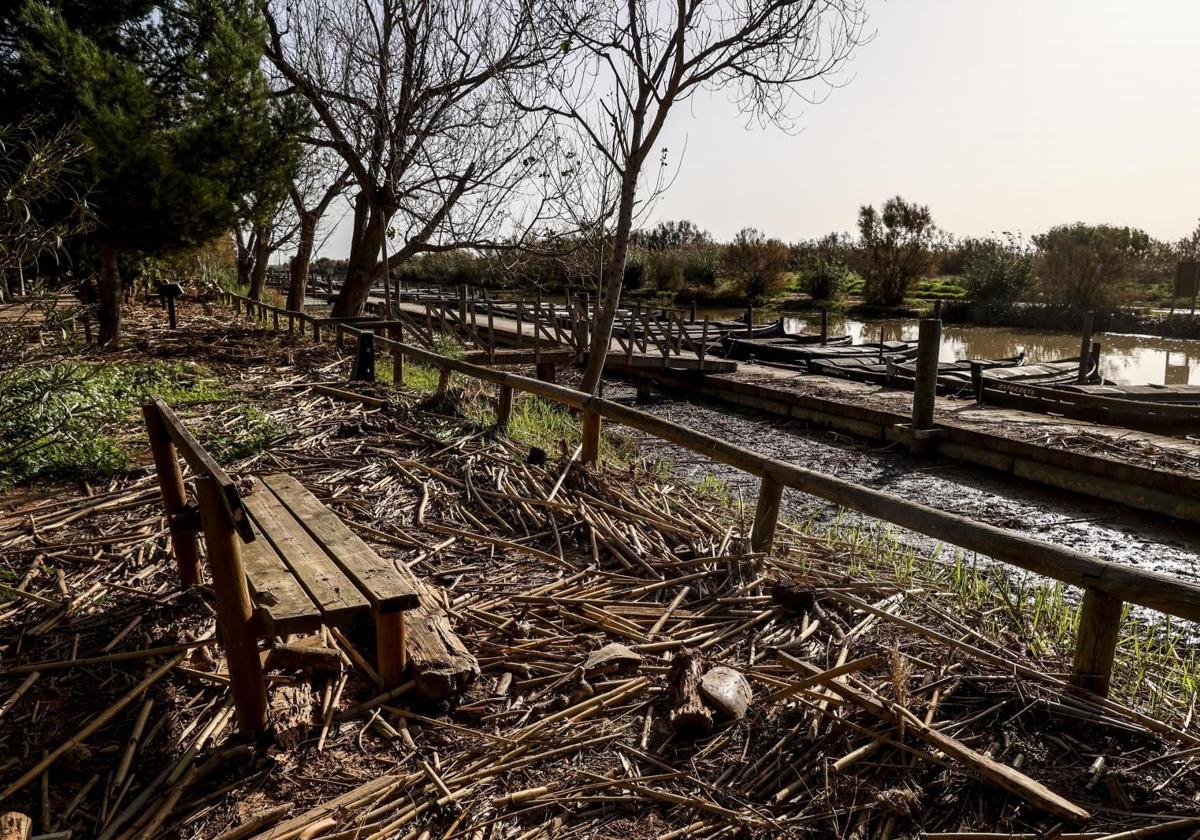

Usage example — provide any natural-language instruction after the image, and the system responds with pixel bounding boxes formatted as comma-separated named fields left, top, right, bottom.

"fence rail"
left=220, top=290, right=1200, bottom=698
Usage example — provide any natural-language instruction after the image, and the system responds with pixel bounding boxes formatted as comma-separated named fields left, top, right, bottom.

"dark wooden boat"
left=720, top=334, right=867, bottom=364
left=811, top=354, right=1024, bottom=391
left=981, top=357, right=1093, bottom=388
left=1052, top=383, right=1200, bottom=405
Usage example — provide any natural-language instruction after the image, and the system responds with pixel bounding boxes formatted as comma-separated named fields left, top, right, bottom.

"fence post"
left=581, top=407, right=602, bottom=463
left=497, top=384, right=513, bottom=431
left=312, top=320, right=322, bottom=343
left=390, top=324, right=404, bottom=385
left=750, top=476, right=784, bottom=553
left=911, top=317, right=941, bottom=433
left=1070, top=588, right=1123, bottom=696
left=142, top=406, right=202, bottom=586
left=352, top=331, right=376, bottom=382
left=458, top=284, right=468, bottom=324
left=1078, top=311, right=1095, bottom=384
left=194, top=477, right=267, bottom=736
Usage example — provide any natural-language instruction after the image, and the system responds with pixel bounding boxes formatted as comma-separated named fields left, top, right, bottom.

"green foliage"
left=910, top=277, right=968, bottom=301
left=792, top=233, right=850, bottom=303
left=722, top=227, right=790, bottom=303
left=959, top=234, right=1034, bottom=311
left=0, top=360, right=225, bottom=487
left=858, top=196, right=937, bottom=307
left=9, top=0, right=300, bottom=336
left=1033, top=223, right=1152, bottom=310
left=198, top=404, right=285, bottom=462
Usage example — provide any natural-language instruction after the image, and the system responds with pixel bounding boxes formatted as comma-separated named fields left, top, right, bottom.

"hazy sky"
left=319, top=0, right=1200, bottom=257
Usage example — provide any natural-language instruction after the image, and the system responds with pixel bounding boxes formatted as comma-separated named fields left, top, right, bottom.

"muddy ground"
left=587, top=376, right=1200, bottom=586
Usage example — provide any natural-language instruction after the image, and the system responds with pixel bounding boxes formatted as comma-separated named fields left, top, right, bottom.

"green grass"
left=0, top=360, right=228, bottom=487
left=197, top=404, right=287, bottom=463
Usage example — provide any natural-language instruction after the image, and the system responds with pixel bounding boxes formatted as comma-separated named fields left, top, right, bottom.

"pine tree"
left=11, top=0, right=299, bottom=342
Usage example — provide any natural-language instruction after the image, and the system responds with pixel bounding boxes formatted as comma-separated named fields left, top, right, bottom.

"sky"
left=318, top=0, right=1200, bottom=258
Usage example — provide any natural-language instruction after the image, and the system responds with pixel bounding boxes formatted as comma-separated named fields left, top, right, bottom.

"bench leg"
left=196, top=477, right=268, bottom=736
left=376, top=611, right=407, bottom=689
left=142, top=405, right=202, bottom=585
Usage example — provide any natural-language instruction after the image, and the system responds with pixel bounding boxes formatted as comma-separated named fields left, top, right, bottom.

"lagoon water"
left=755, top=312, right=1200, bottom=386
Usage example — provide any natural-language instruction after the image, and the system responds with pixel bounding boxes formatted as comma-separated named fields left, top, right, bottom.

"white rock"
left=699, top=666, right=752, bottom=719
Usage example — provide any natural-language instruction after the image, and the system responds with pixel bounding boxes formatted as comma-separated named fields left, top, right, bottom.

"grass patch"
left=0, top=360, right=228, bottom=487
left=197, top=404, right=287, bottom=463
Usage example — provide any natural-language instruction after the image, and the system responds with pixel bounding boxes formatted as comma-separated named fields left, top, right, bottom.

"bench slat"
left=242, top=480, right=370, bottom=624
left=242, top=521, right=323, bottom=637
left=261, top=474, right=421, bottom=614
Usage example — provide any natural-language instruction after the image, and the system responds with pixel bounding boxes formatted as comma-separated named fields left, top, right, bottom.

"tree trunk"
left=248, top=223, right=271, bottom=301
left=287, top=213, right=316, bottom=312
left=580, top=169, right=640, bottom=394
left=333, top=204, right=388, bottom=318
left=97, top=239, right=122, bottom=345
left=236, top=230, right=255, bottom=289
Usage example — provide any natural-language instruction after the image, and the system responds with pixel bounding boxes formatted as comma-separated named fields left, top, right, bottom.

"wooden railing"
left=220, top=291, right=1200, bottom=698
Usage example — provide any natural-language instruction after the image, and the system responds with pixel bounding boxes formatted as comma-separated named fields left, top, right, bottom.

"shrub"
left=1032, top=223, right=1152, bottom=310
left=723, top=227, right=790, bottom=302
left=793, top=233, right=850, bottom=302
left=858, top=196, right=937, bottom=306
left=959, top=234, right=1034, bottom=309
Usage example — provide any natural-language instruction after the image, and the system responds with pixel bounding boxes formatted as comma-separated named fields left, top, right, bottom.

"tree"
left=792, top=232, right=850, bottom=303
left=263, top=0, right=557, bottom=318
left=527, top=0, right=867, bottom=394
left=723, top=227, right=789, bottom=302
left=287, top=149, right=351, bottom=311
left=958, top=233, right=1034, bottom=318
left=1033, top=223, right=1152, bottom=310
left=636, top=220, right=711, bottom=251
left=858, top=196, right=936, bottom=307
left=14, top=0, right=299, bottom=342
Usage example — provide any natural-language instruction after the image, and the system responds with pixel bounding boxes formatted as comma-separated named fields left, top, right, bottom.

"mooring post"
left=933, top=298, right=943, bottom=320
left=970, top=361, right=985, bottom=404
left=745, top=306, right=753, bottom=337
left=820, top=308, right=828, bottom=345
left=1070, top=588, right=1123, bottom=696
left=496, top=384, right=513, bottom=431
left=352, top=331, right=375, bottom=382
left=689, top=301, right=697, bottom=323
left=750, top=476, right=784, bottom=553
left=1090, top=341, right=1102, bottom=380
left=1078, top=311, right=1095, bottom=384
left=195, top=477, right=267, bottom=736
left=390, top=324, right=404, bottom=385
left=911, top=317, right=942, bottom=434
left=581, top=407, right=602, bottom=464
left=142, top=405, right=202, bottom=586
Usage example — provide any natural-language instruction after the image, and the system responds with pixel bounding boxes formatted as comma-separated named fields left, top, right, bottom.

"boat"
left=981, top=356, right=1095, bottom=388
left=811, top=354, right=1024, bottom=392
left=1051, top=383, right=1200, bottom=405
left=721, top=335, right=915, bottom=366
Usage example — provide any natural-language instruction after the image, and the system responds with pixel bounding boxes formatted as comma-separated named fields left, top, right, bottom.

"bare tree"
left=287, top=146, right=351, bottom=311
left=525, top=0, right=868, bottom=394
left=263, top=0, right=558, bottom=317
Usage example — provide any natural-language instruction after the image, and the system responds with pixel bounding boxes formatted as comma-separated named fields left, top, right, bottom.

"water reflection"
left=703, top=309, right=1200, bottom=386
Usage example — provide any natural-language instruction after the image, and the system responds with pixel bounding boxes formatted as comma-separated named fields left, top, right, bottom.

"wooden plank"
left=241, top=480, right=370, bottom=625
left=261, top=474, right=420, bottom=614
left=242, top=520, right=322, bottom=637
left=150, top=399, right=254, bottom=543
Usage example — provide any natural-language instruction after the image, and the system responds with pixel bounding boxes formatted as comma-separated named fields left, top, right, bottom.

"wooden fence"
left=220, top=291, right=1200, bottom=698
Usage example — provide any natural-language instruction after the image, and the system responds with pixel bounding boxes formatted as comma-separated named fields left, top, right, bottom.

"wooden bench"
left=142, top=398, right=423, bottom=735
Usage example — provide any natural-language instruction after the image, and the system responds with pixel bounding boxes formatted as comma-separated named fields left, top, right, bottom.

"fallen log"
left=407, top=579, right=479, bottom=702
